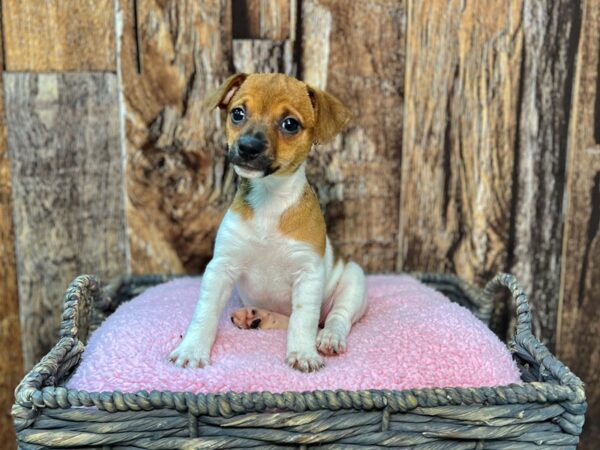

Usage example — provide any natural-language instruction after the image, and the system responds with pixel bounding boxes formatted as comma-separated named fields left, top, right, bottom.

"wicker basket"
left=12, top=273, right=586, bottom=449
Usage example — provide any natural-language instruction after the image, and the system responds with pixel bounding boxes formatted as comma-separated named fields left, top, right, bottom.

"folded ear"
left=204, top=73, right=248, bottom=110
left=307, top=85, right=352, bottom=144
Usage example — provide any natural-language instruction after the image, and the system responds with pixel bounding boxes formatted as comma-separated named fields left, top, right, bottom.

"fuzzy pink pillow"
left=67, top=275, right=520, bottom=394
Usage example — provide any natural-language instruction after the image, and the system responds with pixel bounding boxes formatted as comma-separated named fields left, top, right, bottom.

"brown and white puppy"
left=169, top=73, right=368, bottom=372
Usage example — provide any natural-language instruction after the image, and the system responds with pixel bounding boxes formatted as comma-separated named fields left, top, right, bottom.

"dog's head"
left=205, top=73, right=351, bottom=178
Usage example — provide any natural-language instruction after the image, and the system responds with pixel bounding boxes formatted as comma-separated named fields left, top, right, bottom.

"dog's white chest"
left=238, top=238, right=296, bottom=313
left=222, top=213, right=307, bottom=314
left=213, top=166, right=332, bottom=315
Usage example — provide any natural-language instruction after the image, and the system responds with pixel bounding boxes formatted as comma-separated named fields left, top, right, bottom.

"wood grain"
left=232, top=0, right=290, bottom=39
left=4, top=73, right=128, bottom=369
left=120, top=0, right=235, bottom=274
left=233, top=40, right=294, bottom=75
left=558, top=0, right=600, bottom=448
left=510, top=0, right=581, bottom=350
left=0, top=41, right=21, bottom=450
left=2, top=0, right=115, bottom=71
left=301, top=0, right=406, bottom=272
left=398, top=0, right=523, bottom=289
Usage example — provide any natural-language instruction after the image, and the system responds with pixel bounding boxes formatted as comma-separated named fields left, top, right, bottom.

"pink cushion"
left=67, top=275, right=520, bottom=394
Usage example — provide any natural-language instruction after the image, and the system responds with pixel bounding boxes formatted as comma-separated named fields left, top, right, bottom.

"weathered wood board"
left=2, top=0, right=115, bottom=71
left=301, top=0, right=406, bottom=272
left=510, top=0, right=581, bottom=350
left=233, top=40, right=294, bottom=76
left=232, top=0, right=291, bottom=39
left=0, top=42, right=21, bottom=450
left=4, top=73, right=128, bottom=369
left=558, top=0, right=600, bottom=447
left=119, top=0, right=235, bottom=273
left=399, top=0, right=523, bottom=285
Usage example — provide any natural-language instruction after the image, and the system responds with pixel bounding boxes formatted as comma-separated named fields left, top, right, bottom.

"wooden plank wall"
left=121, top=0, right=235, bottom=274
left=0, top=31, right=22, bottom=449
left=512, top=0, right=581, bottom=351
left=4, top=73, right=128, bottom=368
left=558, top=1, right=600, bottom=448
left=302, top=0, right=406, bottom=272
left=400, top=0, right=522, bottom=336
left=0, top=2, right=127, bottom=448
left=2, top=0, right=115, bottom=71
left=0, top=1, right=599, bottom=448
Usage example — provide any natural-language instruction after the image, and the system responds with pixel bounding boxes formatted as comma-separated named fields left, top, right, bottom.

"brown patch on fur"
left=230, top=178, right=254, bottom=220
left=332, top=245, right=345, bottom=266
left=307, top=86, right=353, bottom=144
left=279, top=183, right=326, bottom=255
left=204, top=73, right=247, bottom=109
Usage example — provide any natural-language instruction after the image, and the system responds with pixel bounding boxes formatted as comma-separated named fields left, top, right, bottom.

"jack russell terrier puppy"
left=169, top=73, right=368, bottom=372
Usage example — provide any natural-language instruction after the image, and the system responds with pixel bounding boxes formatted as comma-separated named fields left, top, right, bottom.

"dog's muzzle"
left=229, top=132, right=276, bottom=177
left=237, top=132, right=267, bottom=160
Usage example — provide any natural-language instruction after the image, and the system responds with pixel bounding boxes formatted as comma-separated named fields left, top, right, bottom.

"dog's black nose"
left=237, top=133, right=267, bottom=159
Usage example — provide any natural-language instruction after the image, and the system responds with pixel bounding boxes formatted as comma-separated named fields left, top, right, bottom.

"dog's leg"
left=169, top=258, right=236, bottom=368
left=231, top=307, right=289, bottom=330
left=317, top=261, right=367, bottom=356
left=286, top=269, right=325, bottom=372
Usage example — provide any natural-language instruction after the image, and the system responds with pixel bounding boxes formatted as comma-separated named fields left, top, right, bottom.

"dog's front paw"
left=316, top=327, right=347, bottom=356
left=286, top=351, right=325, bottom=372
left=169, top=340, right=210, bottom=369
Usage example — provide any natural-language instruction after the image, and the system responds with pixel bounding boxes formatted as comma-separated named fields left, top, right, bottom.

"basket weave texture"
left=12, top=273, right=586, bottom=449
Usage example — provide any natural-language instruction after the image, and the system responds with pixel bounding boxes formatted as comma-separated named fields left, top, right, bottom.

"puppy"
left=169, top=73, right=368, bottom=372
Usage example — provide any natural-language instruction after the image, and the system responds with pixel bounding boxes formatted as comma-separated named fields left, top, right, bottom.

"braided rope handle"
left=480, top=272, right=532, bottom=336
left=59, top=274, right=102, bottom=343
left=14, top=276, right=101, bottom=430
left=481, top=273, right=585, bottom=396
left=12, top=337, right=84, bottom=430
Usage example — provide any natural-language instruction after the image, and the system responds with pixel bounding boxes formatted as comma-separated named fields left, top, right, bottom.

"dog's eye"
left=280, top=117, right=300, bottom=134
left=231, top=107, right=245, bottom=124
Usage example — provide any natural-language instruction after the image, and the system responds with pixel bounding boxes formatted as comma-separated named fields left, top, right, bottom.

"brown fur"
left=230, top=178, right=254, bottom=220
left=332, top=245, right=345, bottom=266
left=204, top=73, right=247, bottom=109
left=307, top=86, right=353, bottom=144
left=278, top=183, right=326, bottom=256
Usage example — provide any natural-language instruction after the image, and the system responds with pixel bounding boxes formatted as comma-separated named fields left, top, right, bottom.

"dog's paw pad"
left=231, top=307, right=264, bottom=329
left=286, top=351, right=325, bottom=372
left=316, top=328, right=347, bottom=356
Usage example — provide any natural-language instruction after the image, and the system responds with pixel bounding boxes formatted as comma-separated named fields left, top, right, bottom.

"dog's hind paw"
left=231, top=307, right=289, bottom=330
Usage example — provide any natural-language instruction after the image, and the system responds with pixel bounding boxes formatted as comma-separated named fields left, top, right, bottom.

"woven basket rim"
left=13, top=272, right=586, bottom=431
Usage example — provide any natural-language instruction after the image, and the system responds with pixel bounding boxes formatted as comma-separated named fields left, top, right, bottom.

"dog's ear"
left=307, top=85, right=352, bottom=144
left=204, top=73, right=248, bottom=110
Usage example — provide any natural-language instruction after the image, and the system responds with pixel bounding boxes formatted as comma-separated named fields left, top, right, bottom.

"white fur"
left=233, top=164, right=263, bottom=179
left=170, top=163, right=368, bottom=371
